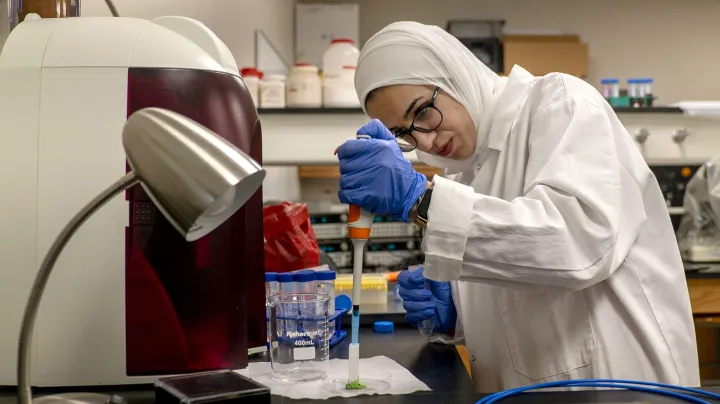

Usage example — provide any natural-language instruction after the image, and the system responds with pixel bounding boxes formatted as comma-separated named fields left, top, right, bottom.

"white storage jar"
left=323, top=65, right=360, bottom=108
left=260, top=74, right=286, bottom=109
left=286, top=63, right=322, bottom=108
left=240, top=67, right=263, bottom=107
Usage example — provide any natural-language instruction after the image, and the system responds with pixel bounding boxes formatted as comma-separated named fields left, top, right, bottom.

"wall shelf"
left=613, top=107, right=683, bottom=114
left=258, top=104, right=703, bottom=166
left=258, top=107, right=683, bottom=115
left=258, top=107, right=364, bottom=114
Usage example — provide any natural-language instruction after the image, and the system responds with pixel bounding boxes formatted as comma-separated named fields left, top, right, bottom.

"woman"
left=336, top=21, right=699, bottom=392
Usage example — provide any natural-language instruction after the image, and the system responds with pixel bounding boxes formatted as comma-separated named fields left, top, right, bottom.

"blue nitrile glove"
left=336, top=119, right=428, bottom=222
left=397, top=266, right=456, bottom=333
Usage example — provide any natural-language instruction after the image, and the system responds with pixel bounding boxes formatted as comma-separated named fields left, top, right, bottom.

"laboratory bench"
left=2, top=325, right=720, bottom=404
left=358, top=267, right=720, bottom=386
left=684, top=263, right=720, bottom=383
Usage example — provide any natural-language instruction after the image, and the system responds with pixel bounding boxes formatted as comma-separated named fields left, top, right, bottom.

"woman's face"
left=365, top=85, right=477, bottom=160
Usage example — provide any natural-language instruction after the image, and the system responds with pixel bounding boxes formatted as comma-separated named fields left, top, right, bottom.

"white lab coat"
left=422, top=66, right=700, bottom=392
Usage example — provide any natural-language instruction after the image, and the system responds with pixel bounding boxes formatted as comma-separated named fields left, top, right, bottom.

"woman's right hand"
left=336, top=119, right=427, bottom=222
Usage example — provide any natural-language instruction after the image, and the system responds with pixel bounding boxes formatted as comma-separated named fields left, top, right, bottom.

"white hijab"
left=354, top=21, right=507, bottom=172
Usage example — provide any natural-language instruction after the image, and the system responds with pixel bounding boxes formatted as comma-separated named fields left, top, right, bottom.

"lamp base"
left=32, top=393, right=125, bottom=404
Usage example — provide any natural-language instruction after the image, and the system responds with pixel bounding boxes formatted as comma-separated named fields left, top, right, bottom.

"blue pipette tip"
left=351, top=307, right=360, bottom=344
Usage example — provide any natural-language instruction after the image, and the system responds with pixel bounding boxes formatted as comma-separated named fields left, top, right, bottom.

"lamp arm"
left=17, top=171, right=140, bottom=404
left=104, top=0, right=120, bottom=17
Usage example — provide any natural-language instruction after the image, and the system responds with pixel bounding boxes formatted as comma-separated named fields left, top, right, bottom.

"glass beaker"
left=268, top=293, right=330, bottom=382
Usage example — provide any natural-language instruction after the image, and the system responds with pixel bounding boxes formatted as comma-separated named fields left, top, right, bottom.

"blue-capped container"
left=294, top=270, right=318, bottom=329
left=265, top=272, right=278, bottom=300
left=276, top=272, right=297, bottom=335
left=641, top=78, right=654, bottom=107
left=294, top=270, right=317, bottom=294
left=627, top=78, right=645, bottom=108
left=600, top=78, right=619, bottom=101
left=264, top=272, right=278, bottom=344
left=315, top=270, right=337, bottom=329
left=277, top=272, right=296, bottom=296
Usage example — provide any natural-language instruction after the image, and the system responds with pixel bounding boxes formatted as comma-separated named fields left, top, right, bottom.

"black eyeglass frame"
left=392, top=86, right=444, bottom=152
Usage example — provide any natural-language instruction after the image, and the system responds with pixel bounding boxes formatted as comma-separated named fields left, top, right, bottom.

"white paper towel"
left=244, top=356, right=431, bottom=400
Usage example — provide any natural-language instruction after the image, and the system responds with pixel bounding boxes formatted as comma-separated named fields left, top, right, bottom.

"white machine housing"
left=0, top=16, right=261, bottom=387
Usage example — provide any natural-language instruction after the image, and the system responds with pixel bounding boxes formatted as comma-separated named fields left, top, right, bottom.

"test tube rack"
left=265, top=307, right=349, bottom=350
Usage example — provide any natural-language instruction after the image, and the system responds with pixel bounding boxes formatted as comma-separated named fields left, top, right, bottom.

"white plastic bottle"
left=322, top=38, right=360, bottom=80
left=240, top=67, right=263, bottom=107
left=260, top=74, right=286, bottom=109
left=286, top=63, right=322, bottom=108
left=408, top=265, right=435, bottom=336
left=323, top=65, right=360, bottom=108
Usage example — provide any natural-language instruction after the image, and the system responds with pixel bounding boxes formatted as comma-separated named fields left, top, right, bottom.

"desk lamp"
left=16, top=107, right=266, bottom=404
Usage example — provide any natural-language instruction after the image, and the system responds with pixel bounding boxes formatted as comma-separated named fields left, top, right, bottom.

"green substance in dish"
left=345, top=380, right=367, bottom=390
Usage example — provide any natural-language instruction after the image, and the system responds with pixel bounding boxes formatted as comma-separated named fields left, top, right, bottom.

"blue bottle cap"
left=315, top=270, right=337, bottom=281
left=265, top=272, right=277, bottom=282
left=373, top=321, right=394, bottom=334
left=294, top=270, right=316, bottom=282
left=600, top=78, right=619, bottom=84
left=335, top=294, right=352, bottom=311
left=277, top=273, right=295, bottom=283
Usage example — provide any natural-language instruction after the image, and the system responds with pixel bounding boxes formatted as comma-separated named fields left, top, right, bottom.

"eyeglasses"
left=392, top=87, right=444, bottom=152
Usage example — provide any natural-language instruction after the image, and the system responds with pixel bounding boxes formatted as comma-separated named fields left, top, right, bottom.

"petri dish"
left=321, top=369, right=391, bottom=394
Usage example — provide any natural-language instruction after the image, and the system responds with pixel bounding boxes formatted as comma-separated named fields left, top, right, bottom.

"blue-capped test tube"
left=276, top=272, right=296, bottom=336
left=315, top=270, right=336, bottom=331
left=277, top=272, right=296, bottom=296
left=294, top=270, right=316, bottom=333
left=265, top=272, right=278, bottom=344
left=294, top=270, right=316, bottom=294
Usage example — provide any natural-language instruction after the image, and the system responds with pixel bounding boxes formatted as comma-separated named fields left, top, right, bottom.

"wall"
left=79, top=0, right=720, bottom=106
left=81, top=0, right=295, bottom=69
left=75, top=0, right=720, bottom=206
left=303, top=0, right=720, bottom=105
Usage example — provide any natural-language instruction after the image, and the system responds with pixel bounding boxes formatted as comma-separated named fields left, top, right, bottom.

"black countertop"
left=1, top=325, right=719, bottom=403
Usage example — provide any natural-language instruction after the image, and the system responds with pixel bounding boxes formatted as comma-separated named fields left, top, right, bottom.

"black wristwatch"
left=413, top=186, right=433, bottom=229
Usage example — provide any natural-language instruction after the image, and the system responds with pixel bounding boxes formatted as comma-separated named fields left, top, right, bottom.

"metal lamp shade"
left=122, top=108, right=265, bottom=242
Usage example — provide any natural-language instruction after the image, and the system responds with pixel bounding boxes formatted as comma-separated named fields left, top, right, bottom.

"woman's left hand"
left=337, top=119, right=428, bottom=222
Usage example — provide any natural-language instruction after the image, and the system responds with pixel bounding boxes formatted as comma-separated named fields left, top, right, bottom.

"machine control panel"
left=649, top=164, right=700, bottom=230
left=649, top=165, right=699, bottom=208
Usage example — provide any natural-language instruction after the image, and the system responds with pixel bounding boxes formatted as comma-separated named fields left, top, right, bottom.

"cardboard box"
left=502, top=35, right=588, bottom=77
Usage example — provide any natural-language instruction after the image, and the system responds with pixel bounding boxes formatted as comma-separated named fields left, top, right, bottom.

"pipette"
left=345, top=133, right=375, bottom=389
left=346, top=204, right=374, bottom=388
